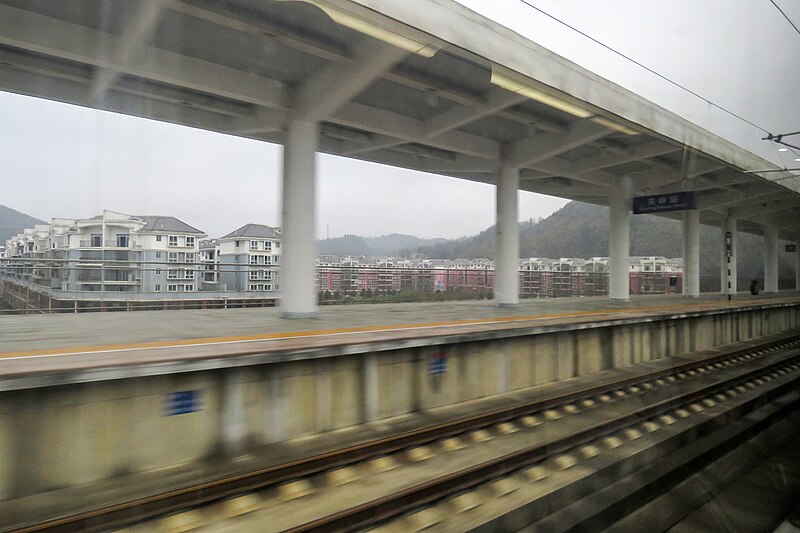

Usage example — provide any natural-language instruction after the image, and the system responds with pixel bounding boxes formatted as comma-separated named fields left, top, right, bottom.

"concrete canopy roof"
left=0, top=0, right=798, bottom=238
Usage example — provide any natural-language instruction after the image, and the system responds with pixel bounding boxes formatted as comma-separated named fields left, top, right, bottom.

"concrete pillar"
left=682, top=210, right=700, bottom=297
left=495, top=166, right=519, bottom=306
left=280, top=118, right=318, bottom=318
left=609, top=177, right=632, bottom=301
left=221, top=369, right=246, bottom=454
left=720, top=214, right=737, bottom=296
left=363, top=353, right=378, bottom=423
left=764, top=226, right=779, bottom=293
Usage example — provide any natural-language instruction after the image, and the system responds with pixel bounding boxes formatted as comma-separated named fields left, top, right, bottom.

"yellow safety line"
left=0, top=299, right=760, bottom=359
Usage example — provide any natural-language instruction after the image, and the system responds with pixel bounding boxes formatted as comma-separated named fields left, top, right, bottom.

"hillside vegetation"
left=0, top=205, right=45, bottom=245
left=325, top=202, right=794, bottom=279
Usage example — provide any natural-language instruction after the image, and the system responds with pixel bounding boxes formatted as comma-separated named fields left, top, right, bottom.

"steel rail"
left=287, top=350, right=800, bottom=532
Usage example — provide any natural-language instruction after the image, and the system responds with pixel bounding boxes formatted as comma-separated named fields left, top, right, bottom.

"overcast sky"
left=1, top=0, right=798, bottom=239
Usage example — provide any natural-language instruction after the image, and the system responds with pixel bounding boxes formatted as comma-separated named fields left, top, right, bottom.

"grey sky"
left=1, top=0, right=798, bottom=240
left=459, top=0, right=800, bottom=166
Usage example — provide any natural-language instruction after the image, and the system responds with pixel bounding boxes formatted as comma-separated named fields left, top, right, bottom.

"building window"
left=155, top=284, right=161, bottom=291
left=264, top=241, right=272, bottom=251
left=264, top=256, right=272, bottom=265
left=184, top=284, right=194, bottom=291
left=156, top=235, right=162, bottom=242
left=90, top=234, right=102, bottom=247
left=250, top=240, right=258, bottom=250
left=155, top=269, right=161, bottom=275
left=168, top=270, right=178, bottom=279
left=264, top=284, right=272, bottom=291
left=235, top=256, right=240, bottom=263
left=168, top=235, right=178, bottom=247
left=186, top=253, right=195, bottom=263
left=249, top=255, right=258, bottom=265
left=250, top=270, right=259, bottom=280
left=186, top=236, right=195, bottom=247
left=116, top=234, right=129, bottom=247
left=155, top=251, right=162, bottom=259
left=249, top=284, right=258, bottom=291
left=167, top=284, right=177, bottom=291
left=275, top=242, right=280, bottom=249
left=235, top=240, right=240, bottom=247
left=168, top=252, right=178, bottom=263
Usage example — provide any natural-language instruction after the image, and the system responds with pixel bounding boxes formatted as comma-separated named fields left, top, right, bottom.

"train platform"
left=0, top=293, right=798, bottom=383
left=1, top=329, right=793, bottom=533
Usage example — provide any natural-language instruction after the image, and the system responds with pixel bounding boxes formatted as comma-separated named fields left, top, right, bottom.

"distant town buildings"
left=316, top=255, right=683, bottom=298
left=1, top=210, right=684, bottom=311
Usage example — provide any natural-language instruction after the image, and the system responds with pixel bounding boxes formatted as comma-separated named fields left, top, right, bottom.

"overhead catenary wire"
left=769, top=0, right=800, bottom=38
left=515, top=0, right=773, bottom=136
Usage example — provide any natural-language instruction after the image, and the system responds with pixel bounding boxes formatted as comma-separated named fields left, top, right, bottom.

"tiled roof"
left=137, top=216, right=205, bottom=234
left=220, top=224, right=280, bottom=239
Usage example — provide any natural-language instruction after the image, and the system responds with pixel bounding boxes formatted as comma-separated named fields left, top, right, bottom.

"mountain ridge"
left=319, top=202, right=795, bottom=279
left=0, top=205, right=45, bottom=245
left=318, top=233, right=447, bottom=257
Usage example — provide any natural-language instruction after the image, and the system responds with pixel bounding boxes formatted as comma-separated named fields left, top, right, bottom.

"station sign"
left=786, top=244, right=797, bottom=252
left=165, top=390, right=202, bottom=415
left=633, top=191, right=696, bottom=214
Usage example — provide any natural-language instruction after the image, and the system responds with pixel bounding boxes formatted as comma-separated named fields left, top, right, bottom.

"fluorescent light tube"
left=590, top=116, right=640, bottom=135
left=490, top=71, right=592, bottom=118
left=306, top=1, right=437, bottom=57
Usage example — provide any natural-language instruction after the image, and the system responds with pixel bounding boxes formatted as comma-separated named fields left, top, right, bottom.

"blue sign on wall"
left=166, top=390, right=202, bottom=416
left=633, top=191, right=696, bottom=214
left=428, top=352, right=448, bottom=375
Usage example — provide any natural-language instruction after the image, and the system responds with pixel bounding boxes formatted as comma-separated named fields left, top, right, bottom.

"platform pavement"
left=1, top=292, right=798, bottom=359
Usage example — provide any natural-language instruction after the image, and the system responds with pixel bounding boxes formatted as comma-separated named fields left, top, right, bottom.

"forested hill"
left=406, top=201, right=794, bottom=278
left=0, top=205, right=45, bottom=244
left=318, top=233, right=447, bottom=257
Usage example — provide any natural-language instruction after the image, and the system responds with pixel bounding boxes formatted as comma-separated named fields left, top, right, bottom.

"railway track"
left=14, top=333, right=800, bottom=532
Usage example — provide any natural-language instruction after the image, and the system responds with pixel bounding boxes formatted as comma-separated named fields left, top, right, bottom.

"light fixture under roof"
left=778, top=147, right=788, bottom=152
left=490, top=70, right=592, bottom=118
left=589, top=116, right=640, bottom=135
left=301, top=0, right=438, bottom=57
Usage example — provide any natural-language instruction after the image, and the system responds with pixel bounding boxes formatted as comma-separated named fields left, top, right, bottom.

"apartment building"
left=3, top=211, right=207, bottom=294
left=217, top=224, right=281, bottom=292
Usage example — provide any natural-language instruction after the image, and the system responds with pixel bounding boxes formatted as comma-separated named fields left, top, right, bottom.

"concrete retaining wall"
left=1, top=303, right=799, bottom=499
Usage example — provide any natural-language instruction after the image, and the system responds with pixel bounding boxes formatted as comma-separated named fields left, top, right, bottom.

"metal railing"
left=0, top=257, right=694, bottom=314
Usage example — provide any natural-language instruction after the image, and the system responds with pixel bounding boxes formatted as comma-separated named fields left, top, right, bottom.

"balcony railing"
left=78, top=239, right=135, bottom=248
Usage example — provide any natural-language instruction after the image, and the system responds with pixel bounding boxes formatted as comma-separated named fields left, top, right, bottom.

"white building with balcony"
left=4, top=211, right=207, bottom=294
left=66, top=211, right=207, bottom=293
